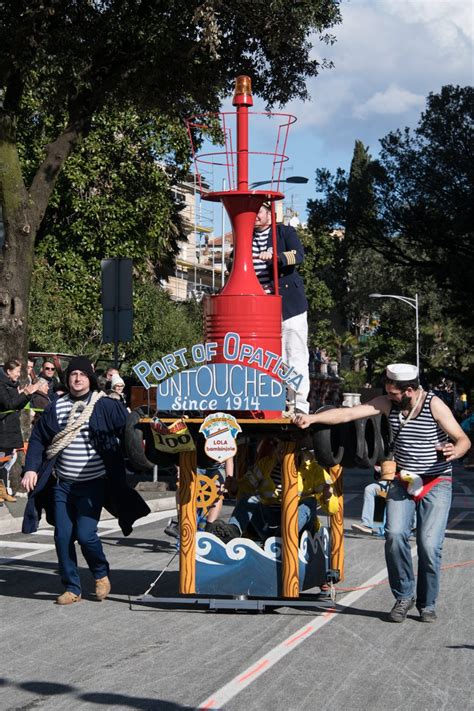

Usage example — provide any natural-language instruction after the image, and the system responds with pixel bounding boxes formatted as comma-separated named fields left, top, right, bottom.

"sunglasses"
left=44, top=366, right=55, bottom=371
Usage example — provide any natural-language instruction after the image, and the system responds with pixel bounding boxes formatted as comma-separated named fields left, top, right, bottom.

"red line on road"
left=284, top=625, right=314, bottom=646
left=238, top=659, right=270, bottom=682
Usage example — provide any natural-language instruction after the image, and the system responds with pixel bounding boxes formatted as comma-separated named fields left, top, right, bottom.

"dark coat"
left=0, top=369, right=30, bottom=449
left=265, top=223, right=308, bottom=321
left=22, top=394, right=150, bottom=535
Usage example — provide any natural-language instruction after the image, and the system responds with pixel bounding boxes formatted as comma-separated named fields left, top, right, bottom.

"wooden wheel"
left=196, top=474, right=221, bottom=513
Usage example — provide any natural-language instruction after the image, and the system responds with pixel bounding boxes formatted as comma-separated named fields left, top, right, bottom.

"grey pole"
left=369, top=292, right=420, bottom=372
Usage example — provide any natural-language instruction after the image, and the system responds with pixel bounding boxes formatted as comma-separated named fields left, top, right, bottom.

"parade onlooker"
left=27, top=358, right=37, bottom=385
left=21, top=356, right=150, bottom=605
left=39, top=359, right=58, bottom=396
left=295, top=363, right=471, bottom=623
left=104, top=366, right=119, bottom=392
left=0, top=359, right=41, bottom=502
left=108, top=374, right=125, bottom=401
left=351, top=467, right=390, bottom=535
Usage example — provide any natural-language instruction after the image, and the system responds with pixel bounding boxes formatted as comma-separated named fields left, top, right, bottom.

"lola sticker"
left=199, top=413, right=241, bottom=463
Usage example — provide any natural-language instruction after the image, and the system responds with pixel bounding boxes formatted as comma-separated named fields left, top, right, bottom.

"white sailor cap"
left=386, top=363, right=419, bottom=381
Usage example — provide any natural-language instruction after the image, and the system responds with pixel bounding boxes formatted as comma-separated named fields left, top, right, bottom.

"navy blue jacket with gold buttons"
left=264, top=223, right=308, bottom=321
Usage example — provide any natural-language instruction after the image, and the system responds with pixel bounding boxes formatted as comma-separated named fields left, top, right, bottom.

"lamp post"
left=369, top=293, right=420, bottom=373
left=249, top=175, right=308, bottom=189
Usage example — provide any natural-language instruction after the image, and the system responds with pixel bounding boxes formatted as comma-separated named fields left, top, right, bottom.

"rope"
left=46, top=391, right=106, bottom=459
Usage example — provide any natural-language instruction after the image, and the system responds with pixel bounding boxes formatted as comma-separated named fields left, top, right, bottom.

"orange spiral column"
left=281, top=441, right=299, bottom=597
left=179, top=449, right=198, bottom=594
left=329, top=464, right=344, bottom=581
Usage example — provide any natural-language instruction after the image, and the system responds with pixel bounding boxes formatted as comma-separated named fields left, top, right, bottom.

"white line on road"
left=0, top=541, right=53, bottom=550
left=0, top=510, right=175, bottom=565
left=198, top=507, right=472, bottom=710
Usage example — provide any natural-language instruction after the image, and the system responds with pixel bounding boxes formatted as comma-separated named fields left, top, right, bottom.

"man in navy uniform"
left=253, top=202, right=309, bottom=414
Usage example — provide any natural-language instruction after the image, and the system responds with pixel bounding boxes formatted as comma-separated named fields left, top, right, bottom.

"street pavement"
left=1, top=466, right=473, bottom=711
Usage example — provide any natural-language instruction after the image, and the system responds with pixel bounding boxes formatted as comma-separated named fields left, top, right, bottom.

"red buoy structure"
left=186, top=76, right=297, bottom=417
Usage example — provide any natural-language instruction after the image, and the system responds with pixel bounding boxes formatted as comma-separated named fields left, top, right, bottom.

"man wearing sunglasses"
left=39, top=360, right=58, bottom=396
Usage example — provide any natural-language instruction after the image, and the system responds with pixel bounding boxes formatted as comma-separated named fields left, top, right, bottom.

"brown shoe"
left=0, top=481, right=16, bottom=502
left=95, top=576, right=111, bottom=601
left=56, top=591, right=81, bottom=605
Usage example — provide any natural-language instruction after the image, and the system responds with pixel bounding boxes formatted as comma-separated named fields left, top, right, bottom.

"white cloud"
left=353, top=83, right=425, bottom=119
left=380, top=0, right=473, bottom=45
left=286, top=77, right=356, bottom=129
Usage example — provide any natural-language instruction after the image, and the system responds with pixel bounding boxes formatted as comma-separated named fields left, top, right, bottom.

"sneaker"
left=56, top=591, right=81, bottom=605
left=420, top=608, right=437, bottom=623
left=164, top=519, right=179, bottom=539
left=95, top=576, right=111, bottom=601
left=389, top=597, right=415, bottom=623
left=205, top=520, right=240, bottom=543
left=351, top=523, right=374, bottom=535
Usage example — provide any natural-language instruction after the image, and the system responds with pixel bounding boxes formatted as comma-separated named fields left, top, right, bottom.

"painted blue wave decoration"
left=195, top=529, right=330, bottom=596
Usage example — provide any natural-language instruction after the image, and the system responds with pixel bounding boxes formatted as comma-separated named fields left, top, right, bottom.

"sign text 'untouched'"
left=133, top=332, right=303, bottom=412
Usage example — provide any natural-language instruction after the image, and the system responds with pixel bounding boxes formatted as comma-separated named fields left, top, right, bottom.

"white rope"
left=46, top=391, right=106, bottom=459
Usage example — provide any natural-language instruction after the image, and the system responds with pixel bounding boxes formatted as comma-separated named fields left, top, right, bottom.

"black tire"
left=143, top=425, right=179, bottom=468
left=377, top=413, right=393, bottom=461
left=340, top=421, right=357, bottom=468
left=311, top=406, right=344, bottom=468
left=354, top=416, right=379, bottom=468
left=124, top=408, right=154, bottom=472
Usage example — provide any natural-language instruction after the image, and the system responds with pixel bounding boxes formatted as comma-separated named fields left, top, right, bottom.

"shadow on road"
left=1, top=677, right=195, bottom=709
left=0, top=560, right=180, bottom=599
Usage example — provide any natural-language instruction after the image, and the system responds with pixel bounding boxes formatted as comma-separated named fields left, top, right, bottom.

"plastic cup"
left=434, top=442, right=447, bottom=462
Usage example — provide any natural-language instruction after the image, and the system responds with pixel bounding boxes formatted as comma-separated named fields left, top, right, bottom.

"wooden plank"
left=329, top=464, right=345, bottom=581
left=281, top=441, right=299, bottom=598
left=178, top=449, right=198, bottom=594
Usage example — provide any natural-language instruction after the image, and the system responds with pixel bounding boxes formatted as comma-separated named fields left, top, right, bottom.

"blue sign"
left=156, top=363, right=285, bottom=411
left=133, top=331, right=304, bottom=412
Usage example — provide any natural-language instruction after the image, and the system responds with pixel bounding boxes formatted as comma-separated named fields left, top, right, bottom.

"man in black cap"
left=21, top=356, right=150, bottom=605
left=294, top=363, right=471, bottom=623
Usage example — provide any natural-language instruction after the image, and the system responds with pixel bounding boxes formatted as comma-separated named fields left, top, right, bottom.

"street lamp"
left=249, top=175, right=308, bottom=189
left=369, top=293, right=420, bottom=373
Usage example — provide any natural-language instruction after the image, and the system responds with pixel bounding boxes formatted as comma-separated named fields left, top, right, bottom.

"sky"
left=281, top=0, right=473, bottom=218
left=200, top=0, right=472, bottom=229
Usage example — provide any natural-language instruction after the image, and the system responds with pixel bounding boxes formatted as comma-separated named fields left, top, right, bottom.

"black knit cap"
left=66, top=356, right=98, bottom=391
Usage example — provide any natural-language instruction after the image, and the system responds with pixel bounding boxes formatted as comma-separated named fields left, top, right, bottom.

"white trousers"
left=282, top=311, right=310, bottom=413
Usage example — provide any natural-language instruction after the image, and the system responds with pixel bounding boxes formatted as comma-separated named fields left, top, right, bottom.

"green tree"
left=30, top=260, right=203, bottom=368
left=0, top=0, right=342, bottom=362
left=299, top=225, right=339, bottom=347
left=25, top=105, right=191, bottom=356
left=306, top=87, right=474, bottom=385
left=369, top=86, right=474, bottom=315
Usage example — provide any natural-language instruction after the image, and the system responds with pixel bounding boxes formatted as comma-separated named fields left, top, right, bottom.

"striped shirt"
left=54, top=395, right=106, bottom=482
left=252, top=227, right=272, bottom=292
left=269, top=461, right=282, bottom=498
left=389, top=391, right=452, bottom=477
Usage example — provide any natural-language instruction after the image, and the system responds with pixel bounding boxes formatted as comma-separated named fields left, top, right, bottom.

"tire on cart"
left=340, top=421, right=357, bottom=468
left=124, top=407, right=154, bottom=472
left=377, top=412, right=393, bottom=462
left=311, top=406, right=344, bottom=468
left=353, top=416, right=380, bottom=468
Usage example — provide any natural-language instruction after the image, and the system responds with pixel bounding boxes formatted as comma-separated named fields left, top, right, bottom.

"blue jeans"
left=361, top=482, right=386, bottom=525
left=53, top=478, right=109, bottom=595
left=385, top=479, right=452, bottom=610
left=229, top=495, right=318, bottom=539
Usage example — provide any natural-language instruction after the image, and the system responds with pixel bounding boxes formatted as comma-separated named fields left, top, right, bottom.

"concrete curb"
left=0, top=494, right=177, bottom=536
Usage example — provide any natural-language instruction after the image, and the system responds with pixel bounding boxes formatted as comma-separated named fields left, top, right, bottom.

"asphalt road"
left=1, top=466, right=473, bottom=711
